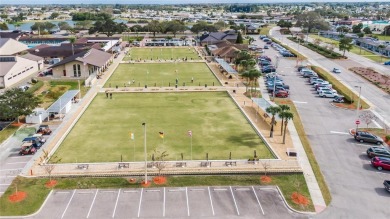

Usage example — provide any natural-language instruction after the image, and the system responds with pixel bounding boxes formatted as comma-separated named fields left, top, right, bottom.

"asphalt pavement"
left=252, top=35, right=390, bottom=218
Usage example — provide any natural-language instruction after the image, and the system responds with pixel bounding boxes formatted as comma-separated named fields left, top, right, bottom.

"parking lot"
left=21, top=186, right=307, bottom=219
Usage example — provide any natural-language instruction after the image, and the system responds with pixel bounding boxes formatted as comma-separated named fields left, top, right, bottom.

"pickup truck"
left=384, top=180, right=390, bottom=192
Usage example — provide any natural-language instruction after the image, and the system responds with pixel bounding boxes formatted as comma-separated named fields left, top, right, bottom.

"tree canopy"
left=31, top=22, right=56, bottom=32
left=339, top=37, right=353, bottom=56
left=0, top=88, right=41, bottom=122
left=295, top=11, right=330, bottom=33
left=89, top=18, right=128, bottom=37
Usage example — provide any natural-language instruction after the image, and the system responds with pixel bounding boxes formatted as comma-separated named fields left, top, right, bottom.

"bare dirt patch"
left=350, top=67, right=390, bottom=94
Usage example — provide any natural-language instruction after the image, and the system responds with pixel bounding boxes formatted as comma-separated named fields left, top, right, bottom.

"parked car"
left=297, top=66, right=308, bottom=72
left=318, top=90, right=338, bottom=98
left=384, top=61, right=390, bottom=65
left=264, top=45, right=269, bottom=49
left=371, top=157, right=390, bottom=171
left=314, top=82, right=330, bottom=89
left=262, top=67, right=276, bottom=73
left=317, top=87, right=336, bottom=94
left=274, top=90, right=289, bottom=98
left=310, top=78, right=325, bottom=85
left=19, top=144, right=37, bottom=156
left=333, top=95, right=345, bottom=103
left=384, top=180, right=390, bottom=192
left=357, top=132, right=385, bottom=145
left=332, top=68, right=341, bottom=73
left=367, top=146, right=390, bottom=158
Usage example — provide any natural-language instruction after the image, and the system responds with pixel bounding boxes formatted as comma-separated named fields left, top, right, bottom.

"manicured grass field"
left=104, top=62, right=220, bottom=88
left=53, top=92, right=273, bottom=163
left=123, top=47, right=200, bottom=61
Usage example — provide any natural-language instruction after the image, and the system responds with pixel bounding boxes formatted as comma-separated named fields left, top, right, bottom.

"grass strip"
left=0, top=125, right=19, bottom=145
left=274, top=98, right=332, bottom=206
left=310, top=66, right=369, bottom=109
left=287, top=37, right=343, bottom=59
left=0, top=174, right=314, bottom=216
left=270, top=37, right=307, bottom=60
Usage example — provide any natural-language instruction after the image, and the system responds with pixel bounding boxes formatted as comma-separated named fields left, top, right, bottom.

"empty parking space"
left=165, top=187, right=188, bottom=217
left=31, top=190, right=75, bottom=219
left=187, top=187, right=214, bottom=217
left=88, top=190, right=119, bottom=219
left=139, top=188, right=164, bottom=218
left=29, top=186, right=306, bottom=219
left=209, top=187, right=237, bottom=216
left=62, top=189, right=96, bottom=219
left=114, top=189, right=141, bottom=219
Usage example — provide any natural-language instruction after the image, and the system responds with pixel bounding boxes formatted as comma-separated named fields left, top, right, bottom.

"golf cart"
left=22, top=136, right=43, bottom=149
left=333, top=95, right=345, bottom=103
left=19, top=143, right=37, bottom=155
left=37, top=125, right=52, bottom=135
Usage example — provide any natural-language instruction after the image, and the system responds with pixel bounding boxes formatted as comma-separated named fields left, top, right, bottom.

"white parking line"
left=330, top=131, right=350, bottom=135
left=235, top=188, right=250, bottom=191
left=293, top=101, right=308, bottom=104
left=252, top=186, right=265, bottom=215
left=230, top=186, right=240, bottom=216
left=0, top=183, right=11, bottom=186
left=376, top=172, right=390, bottom=175
left=168, top=189, right=185, bottom=192
left=163, top=187, right=166, bottom=217
left=101, top=191, right=116, bottom=193
left=123, top=190, right=138, bottom=193
left=55, top=191, right=70, bottom=194
left=112, top=188, right=121, bottom=218
left=185, top=187, right=190, bottom=216
left=145, top=189, right=160, bottom=192
left=61, top=189, right=76, bottom=218
left=137, top=188, right=143, bottom=218
left=208, top=187, right=215, bottom=216
left=213, top=188, right=228, bottom=191
left=0, top=168, right=22, bottom=171
left=78, top=191, right=94, bottom=194
left=86, top=189, right=98, bottom=218
left=6, top=162, right=27, bottom=164
left=189, top=188, right=204, bottom=191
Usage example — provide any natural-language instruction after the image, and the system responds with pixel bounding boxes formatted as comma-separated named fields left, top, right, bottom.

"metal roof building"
left=46, top=90, right=79, bottom=114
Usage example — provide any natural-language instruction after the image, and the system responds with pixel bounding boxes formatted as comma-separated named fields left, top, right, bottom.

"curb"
left=329, top=102, right=370, bottom=111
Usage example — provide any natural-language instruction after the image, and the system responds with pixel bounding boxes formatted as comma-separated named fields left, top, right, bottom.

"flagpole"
left=190, top=135, right=193, bottom=160
left=142, top=123, right=147, bottom=184
left=133, top=138, right=135, bottom=162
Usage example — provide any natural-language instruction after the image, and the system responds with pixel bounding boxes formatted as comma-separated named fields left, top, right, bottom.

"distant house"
left=50, top=48, right=113, bottom=79
left=246, top=25, right=259, bottom=34
left=199, top=30, right=238, bottom=46
left=208, top=40, right=248, bottom=62
left=355, top=38, right=390, bottom=57
left=0, top=38, right=39, bottom=88
left=334, top=18, right=361, bottom=27
left=0, top=30, right=29, bottom=41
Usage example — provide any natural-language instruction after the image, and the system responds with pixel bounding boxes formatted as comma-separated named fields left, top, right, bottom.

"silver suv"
left=355, top=131, right=384, bottom=145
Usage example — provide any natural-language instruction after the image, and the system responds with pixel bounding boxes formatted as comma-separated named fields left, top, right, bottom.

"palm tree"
left=279, top=111, right=294, bottom=144
left=278, top=105, right=290, bottom=135
left=69, top=37, right=76, bottom=55
left=266, top=106, right=281, bottom=138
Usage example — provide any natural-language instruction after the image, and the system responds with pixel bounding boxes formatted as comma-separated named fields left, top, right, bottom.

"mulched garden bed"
left=350, top=67, right=390, bottom=94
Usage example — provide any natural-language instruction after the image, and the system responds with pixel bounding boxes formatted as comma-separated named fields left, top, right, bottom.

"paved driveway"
left=1, top=186, right=306, bottom=219
left=253, top=36, right=390, bottom=218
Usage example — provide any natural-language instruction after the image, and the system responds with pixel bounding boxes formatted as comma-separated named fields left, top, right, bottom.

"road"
left=252, top=34, right=390, bottom=218
left=271, top=27, right=390, bottom=126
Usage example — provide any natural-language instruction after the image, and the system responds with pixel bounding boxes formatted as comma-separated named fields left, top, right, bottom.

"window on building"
left=73, top=64, right=81, bottom=77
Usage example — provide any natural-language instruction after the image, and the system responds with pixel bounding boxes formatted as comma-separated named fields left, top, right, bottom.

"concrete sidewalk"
left=258, top=76, right=327, bottom=213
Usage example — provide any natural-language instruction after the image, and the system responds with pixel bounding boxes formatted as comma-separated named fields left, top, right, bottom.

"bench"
left=176, top=162, right=186, bottom=167
left=201, top=162, right=211, bottom=167
left=147, top=163, right=155, bottom=168
left=118, top=163, right=130, bottom=169
left=225, top=161, right=237, bottom=166
left=77, top=164, right=89, bottom=170
left=287, top=148, right=297, bottom=157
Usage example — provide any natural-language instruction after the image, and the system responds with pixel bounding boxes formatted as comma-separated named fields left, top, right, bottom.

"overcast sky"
left=1, top=0, right=390, bottom=5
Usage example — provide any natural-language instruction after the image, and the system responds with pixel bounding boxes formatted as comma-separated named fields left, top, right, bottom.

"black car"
left=366, top=146, right=390, bottom=158
left=356, top=131, right=384, bottom=145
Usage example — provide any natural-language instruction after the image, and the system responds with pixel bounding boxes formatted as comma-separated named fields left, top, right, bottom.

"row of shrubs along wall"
left=310, top=66, right=368, bottom=108
left=287, top=37, right=343, bottom=59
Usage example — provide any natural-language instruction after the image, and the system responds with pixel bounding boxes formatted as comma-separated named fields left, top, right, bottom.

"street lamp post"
left=355, top=86, right=362, bottom=132
left=142, top=123, right=148, bottom=184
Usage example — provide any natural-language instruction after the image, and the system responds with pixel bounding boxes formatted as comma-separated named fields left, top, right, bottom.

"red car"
left=19, top=144, right=37, bottom=156
left=371, top=157, right=390, bottom=171
left=275, top=90, right=289, bottom=98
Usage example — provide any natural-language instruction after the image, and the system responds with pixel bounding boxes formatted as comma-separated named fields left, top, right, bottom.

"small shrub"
left=385, top=135, right=390, bottom=141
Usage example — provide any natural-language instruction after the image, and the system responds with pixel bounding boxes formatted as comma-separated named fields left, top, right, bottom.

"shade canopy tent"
left=46, top=90, right=79, bottom=114
left=252, top=98, right=281, bottom=121
left=215, top=58, right=238, bottom=74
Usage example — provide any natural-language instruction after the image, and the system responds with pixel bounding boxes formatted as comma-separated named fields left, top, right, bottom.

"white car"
left=310, top=78, right=324, bottom=85
left=313, top=81, right=330, bottom=87
left=317, top=87, right=337, bottom=94
left=332, top=68, right=341, bottom=73
left=319, top=90, right=338, bottom=98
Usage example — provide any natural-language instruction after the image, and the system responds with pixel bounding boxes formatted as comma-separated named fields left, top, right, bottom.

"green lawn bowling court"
left=53, top=92, right=273, bottom=163
left=123, top=47, right=201, bottom=61
left=104, top=62, right=220, bottom=88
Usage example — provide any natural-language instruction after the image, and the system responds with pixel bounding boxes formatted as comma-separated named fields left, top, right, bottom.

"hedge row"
left=287, top=37, right=343, bottom=59
left=310, top=66, right=369, bottom=109
left=26, top=81, right=44, bottom=94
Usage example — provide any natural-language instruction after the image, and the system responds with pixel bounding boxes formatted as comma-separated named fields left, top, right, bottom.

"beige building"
left=0, top=38, right=39, bottom=88
left=51, top=48, right=112, bottom=78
